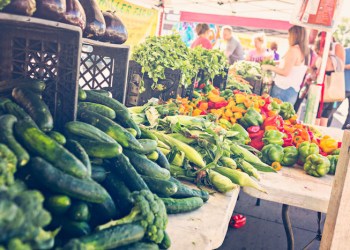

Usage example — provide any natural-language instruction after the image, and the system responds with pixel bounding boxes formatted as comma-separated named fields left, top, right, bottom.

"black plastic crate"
left=0, top=13, right=82, bottom=130
left=125, top=60, right=182, bottom=106
left=245, top=77, right=263, bottom=95
left=79, top=39, right=130, bottom=103
left=213, top=68, right=228, bottom=90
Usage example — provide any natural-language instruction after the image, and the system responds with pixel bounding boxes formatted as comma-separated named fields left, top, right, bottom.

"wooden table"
left=243, top=126, right=344, bottom=250
left=167, top=186, right=240, bottom=250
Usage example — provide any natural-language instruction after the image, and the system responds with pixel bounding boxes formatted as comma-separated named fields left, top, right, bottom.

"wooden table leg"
left=282, top=204, right=294, bottom=250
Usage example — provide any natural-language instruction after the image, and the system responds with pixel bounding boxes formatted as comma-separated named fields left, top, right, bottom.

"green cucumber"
left=124, top=149, right=171, bottom=180
left=110, top=154, right=149, bottom=192
left=146, top=151, right=159, bottom=161
left=61, top=220, right=91, bottom=238
left=78, top=87, right=87, bottom=101
left=126, top=128, right=137, bottom=137
left=169, top=177, right=209, bottom=202
left=0, top=114, right=29, bottom=167
left=15, top=120, right=88, bottom=179
left=161, top=197, right=204, bottom=214
left=117, top=242, right=159, bottom=250
left=30, top=157, right=109, bottom=203
left=77, top=138, right=122, bottom=159
left=91, top=158, right=104, bottom=165
left=91, top=194, right=120, bottom=225
left=79, top=223, right=145, bottom=249
left=135, top=139, right=158, bottom=154
left=78, top=110, right=143, bottom=150
left=65, top=121, right=116, bottom=143
left=141, top=175, right=177, bottom=197
left=0, top=78, right=46, bottom=94
left=155, top=148, right=170, bottom=170
left=47, top=131, right=66, bottom=145
left=91, top=165, right=107, bottom=183
left=68, top=201, right=90, bottom=222
left=4, top=100, right=33, bottom=122
left=140, top=127, right=158, bottom=141
left=0, top=97, right=12, bottom=110
left=12, top=87, right=53, bottom=132
left=117, top=117, right=141, bottom=138
left=159, top=231, right=171, bottom=249
left=45, top=195, right=71, bottom=215
left=66, top=140, right=92, bottom=177
left=79, top=102, right=116, bottom=120
left=90, top=89, right=111, bottom=97
left=102, top=171, right=133, bottom=216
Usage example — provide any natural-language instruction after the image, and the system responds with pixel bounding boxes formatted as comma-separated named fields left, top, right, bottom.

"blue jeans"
left=270, top=85, right=298, bottom=105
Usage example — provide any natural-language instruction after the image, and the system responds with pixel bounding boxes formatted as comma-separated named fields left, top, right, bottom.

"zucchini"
left=4, top=100, right=33, bottom=122
left=117, top=242, right=159, bottom=250
left=124, top=149, right=171, bottom=180
left=161, top=197, right=204, bottom=214
left=0, top=114, right=29, bottom=167
left=169, top=177, right=209, bottom=202
left=61, top=220, right=91, bottom=238
left=147, top=151, right=159, bottom=161
left=141, top=175, right=177, bottom=197
left=159, top=231, right=171, bottom=249
left=78, top=110, right=143, bottom=150
left=66, top=140, right=92, bottom=177
left=155, top=148, right=170, bottom=170
left=45, top=195, right=71, bottom=215
left=65, top=121, right=116, bottom=143
left=77, top=138, right=122, bottom=159
left=30, top=157, right=109, bottom=203
left=0, top=78, right=46, bottom=94
left=110, top=154, right=149, bottom=192
left=78, top=87, right=87, bottom=101
left=15, top=120, right=89, bottom=179
left=79, top=102, right=116, bottom=120
left=80, top=224, right=145, bottom=249
left=47, top=131, right=66, bottom=145
left=91, top=165, right=107, bottom=183
left=135, top=139, right=158, bottom=154
left=102, top=171, right=133, bottom=216
left=140, top=127, right=158, bottom=141
left=12, top=87, right=53, bottom=132
left=68, top=201, right=90, bottom=222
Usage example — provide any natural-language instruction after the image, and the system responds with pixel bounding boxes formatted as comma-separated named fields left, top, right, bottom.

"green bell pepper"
left=304, top=154, right=330, bottom=177
left=280, top=102, right=296, bottom=120
left=281, top=146, right=299, bottom=166
left=327, top=155, right=338, bottom=175
left=298, top=141, right=320, bottom=163
left=239, top=108, right=263, bottom=128
left=330, top=148, right=340, bottom=155
left=261, top=144, right=284, bottom=165
left=271, top=101, right=280, bottom=114
left=230, top=123, right=250, bottom=144
left=262, top=130, right=285, bottom=146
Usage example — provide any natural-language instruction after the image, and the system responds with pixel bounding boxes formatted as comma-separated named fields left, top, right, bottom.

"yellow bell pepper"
left=211, top=109, right=223, bottom=117
left=208, top=91, right=225, bottom=103
left=235, top=93, right=246, bottom=104
left=230, top=117, right=237, bottom=124
left=319, top=136, right=338, bottom=154
left=192, top=108, right=202, bottom=116
left=225, top=109, right=233, bottom=117
left=227, top=100, right=236, bottom=109
left=233, top=112, right=242, bottom=119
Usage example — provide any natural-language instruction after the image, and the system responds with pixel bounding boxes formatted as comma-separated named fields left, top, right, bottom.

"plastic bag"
left=62, top=0, right=86, bottom=30
left=79, top=0, right=106, bottom=39
left=101, top=11, right=128, bottom=44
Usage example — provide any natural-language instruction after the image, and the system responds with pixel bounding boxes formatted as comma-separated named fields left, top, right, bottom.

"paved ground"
left=219, top=99, right=349, bottom=250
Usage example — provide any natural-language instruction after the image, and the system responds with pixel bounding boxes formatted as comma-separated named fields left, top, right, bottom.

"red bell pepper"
left=208, top=101, right=215, bottom=109
left=249, top=130, right=264, bottom=139
left=319, top=150, right=328, bottom=157
left=229, top=214, right=247, bottom=229
left=233, top=90, right=240, bottom=94
left=199, top=83, right=206, bottom=89
left=214, top=101, right=228, bottom=109
left=247, top=125, right=260, bottom=133
left=200, top=110, right=207, bottom=115
left=262, top=115, right=284, bottom=130
left=338, top=142, right=342, bottom=148
left=264, top=96, right=273, bottom=104
left=308, top=131, right=314, bottom=141
left=283, top=133, right=293, bottom=147
left=250, top=138, right=264, bottom=151
left=262, top=103, right=272, bottom=112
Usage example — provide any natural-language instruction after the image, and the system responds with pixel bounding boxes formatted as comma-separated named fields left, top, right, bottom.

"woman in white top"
left=262, top=25, right=309, bottom=104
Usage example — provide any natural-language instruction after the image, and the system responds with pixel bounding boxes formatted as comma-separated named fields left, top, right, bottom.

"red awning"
left=180, top=11, right=292, bottom=31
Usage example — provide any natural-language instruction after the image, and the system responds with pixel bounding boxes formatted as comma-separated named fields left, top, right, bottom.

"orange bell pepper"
left=244, top=99, right=252, bottom=108
left=225, top=109, right=233, bottom=117
left=265, top=126, right=278, bottom=131
left=192, top=108, right=202, bottom=116
left=198, top=102, right=208, bottom=111
left=208, top=91, right=225, bottom=103
left=211, top=88, right=220, bottom=95
left=319, top=136, right=338, bottom=153
left=230, top=117, right=237, bottom=124
left=272, top=162, right=282, bottom=171
left=231, top=106, right=247, bottom=113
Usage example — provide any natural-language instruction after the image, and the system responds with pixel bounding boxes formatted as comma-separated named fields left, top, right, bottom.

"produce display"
left=0, top=0, right=127, bottom=44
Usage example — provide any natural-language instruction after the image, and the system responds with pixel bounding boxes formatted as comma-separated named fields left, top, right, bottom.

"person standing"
left=342, top=47, right=350, bottom=129
left=261, top=25, right=308, bottom=105
left=246, top=33, right=270, bottom=63
left=270, top=41, right=280, bottom=61
left=214, top=25, right=244, bottom=65
left=191, top=23, right=213, bottom=50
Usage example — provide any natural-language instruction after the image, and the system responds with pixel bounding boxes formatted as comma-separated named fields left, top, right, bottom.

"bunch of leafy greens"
left=132, top=35, right=195, bottom=92
left=232, top=61, right=262, bottom=80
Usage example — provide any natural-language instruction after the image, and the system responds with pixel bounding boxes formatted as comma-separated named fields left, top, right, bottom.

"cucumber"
left=135, top=139, right=158, bottom=154
left=79, top=102, right=116, bottom=120
left=91, top=165, right=107, bottom=183
left=45, top=195, right=71, bottom=215
left=169, top=177, right=209, bottom=202
left=90, top=89, right=111, bottom=97
left=80, top=224, right=145, bottom=249
left=4, top=100, right=33, bottom=122
left=12, top=87, right=53, bottom=132
left=91, top=194, right=120, bottom=225
left=124, top=149, right=171, bottom=180
left=159, top=231, right=171, bottom=249
left=68, top=201, right=90, bottom=222
left=30, top=157, right=109, bottom=203
left=77, top=138, right=122, bottom=159
left=102, top=171, right=133, bottom=216
left=0, top=114, right=29, bottom=167
left=78, top=110, right=143, bottom=150
left=140, top=127, right=158, bottom=141
left=66, top=140, right=92, bottom=177
left=117, top=242, right=159, bottom=250
left=141, top=175, right=177, bottom=197
left=15, top=120, right=88, bottom=179
left=0, top=97, right=12, bottom=110
left=61, top=220, right=91, bottom=238
left=157, top=140, right=170, bottom=150
left=161, top=197, right=204, bottom=214
left=0, top=78, right=46, bottom=94
left=147, top=151, right=159, bottom=161
left=64, top=121, right=116, bottom=143
left=78, top=87, right=87, bottom=101
left=155, top=148, right=170, bottom=170
left=116, top=117, right=141, bottom=138
left=126, top=128, right=137, bottom=137
left=47, top=131, right=66, bottom=145
left=110, top=154, right=149, bottom=192
left=91, top=158, right=104, bottom=165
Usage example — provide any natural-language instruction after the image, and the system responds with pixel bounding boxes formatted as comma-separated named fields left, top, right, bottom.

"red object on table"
left=229, top=214, right=247, bottom=229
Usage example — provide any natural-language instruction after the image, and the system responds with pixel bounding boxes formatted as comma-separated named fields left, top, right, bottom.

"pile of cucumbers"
left=0, top=79, right=210, bottom=249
